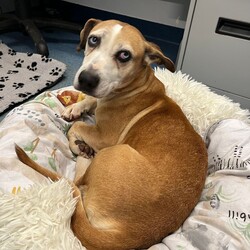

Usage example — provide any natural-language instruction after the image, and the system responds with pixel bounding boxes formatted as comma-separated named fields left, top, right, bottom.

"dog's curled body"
left=16, top=19, right=207, bottom=250
left=70, top=78, right=207, bottom=250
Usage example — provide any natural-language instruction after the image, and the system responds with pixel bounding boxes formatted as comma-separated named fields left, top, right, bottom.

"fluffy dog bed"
left=0, top=68, right=249, bottom=250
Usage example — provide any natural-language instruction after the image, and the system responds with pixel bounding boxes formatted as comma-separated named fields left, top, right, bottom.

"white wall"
left=62, top=0, right=190, bottom=29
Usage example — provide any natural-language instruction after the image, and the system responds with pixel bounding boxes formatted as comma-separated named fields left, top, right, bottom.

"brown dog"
left=16, top=19, right=207, bottom=249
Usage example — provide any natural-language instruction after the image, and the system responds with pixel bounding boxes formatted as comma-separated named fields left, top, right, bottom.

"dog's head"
left=74, top=19, right=175, bottom=98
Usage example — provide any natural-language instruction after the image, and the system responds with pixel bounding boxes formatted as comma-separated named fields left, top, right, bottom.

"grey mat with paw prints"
left=0, top=42, right=66, bottom=113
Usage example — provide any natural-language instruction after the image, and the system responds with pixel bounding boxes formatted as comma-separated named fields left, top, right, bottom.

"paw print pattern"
left=13, top=82, right=24, bottom=89
left=27, top=62, right=37, bottom=71
left=45, top=80, right=53, bottom=87
left=29, top=111, right=46, bottom=126
left=8, top=48, right=16, bottom=56
left=49, top=67, right=62, bottom=76
left=8, top=105, right=24, bottom=116
left=17, top=92, right=31, bottom=98
left=0, top=51, right=3, bottom=59
left=54, top=113, right=61, bottom=119
left=14, top=59, right=24, bottom=68
left=7, top=70, right=19, bottom=74
left=17, top=109, right=45, bottom=127
left=29, top=75, right=40, bottom=81
left=27, top=52, right=33, bottom=57
left=41, top=55, right=52, bottom=63
left=5, top=105, right=23, bottom=118
left=0, top=76, right=9, bottom=82
left=0, top=84, right=5, bottom=91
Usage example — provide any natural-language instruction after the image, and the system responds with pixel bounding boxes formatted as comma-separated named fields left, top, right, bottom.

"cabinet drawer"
left=181, top=0, right=250, bottom=108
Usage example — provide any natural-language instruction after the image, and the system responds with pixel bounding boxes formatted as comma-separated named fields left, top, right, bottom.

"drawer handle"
left=216, top=17, right=250, bottom=40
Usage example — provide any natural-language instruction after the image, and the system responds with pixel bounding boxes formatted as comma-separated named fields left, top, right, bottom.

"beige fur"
left=16, top=19, right=207, bottom=249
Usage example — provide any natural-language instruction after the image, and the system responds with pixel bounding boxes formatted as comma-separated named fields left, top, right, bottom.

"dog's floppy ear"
left=144, top=42, right=175, bottom=72
left=77, top=18, right=101, bottom=51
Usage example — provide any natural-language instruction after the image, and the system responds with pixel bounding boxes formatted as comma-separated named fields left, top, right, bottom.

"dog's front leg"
left=62, top=95, right=97, bottom=121
left=67, top=121, right=102, bottom=158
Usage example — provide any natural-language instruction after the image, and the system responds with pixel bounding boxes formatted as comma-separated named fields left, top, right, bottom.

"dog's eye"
left=88, top=36, right=100, bottom=47
left=116, top=50, right=132, bottom=63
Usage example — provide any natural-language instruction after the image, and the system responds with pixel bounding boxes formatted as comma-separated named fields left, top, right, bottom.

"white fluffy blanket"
left=0, top=179, right=84, bottom=250
left=155, top=68, right=249, bottom=138
left=0, top=69, right=249, bottom=249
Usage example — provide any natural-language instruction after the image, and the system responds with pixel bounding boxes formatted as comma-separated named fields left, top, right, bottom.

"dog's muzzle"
left=77, top=70, right=100, bottom=95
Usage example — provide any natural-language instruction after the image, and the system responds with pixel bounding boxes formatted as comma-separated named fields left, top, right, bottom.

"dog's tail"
left=15, top=144, right=133, bottom=249
left=15, top=144, right=62, bottom=181
left=15, top=144, right=151, bottom=249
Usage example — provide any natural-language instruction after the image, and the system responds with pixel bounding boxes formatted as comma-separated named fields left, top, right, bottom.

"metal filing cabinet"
left=177, top=0, right=250, bottom=109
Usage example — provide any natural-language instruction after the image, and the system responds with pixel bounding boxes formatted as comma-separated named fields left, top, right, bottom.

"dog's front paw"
left=62, top=103, right=83, bottom=121
left=74, top=140, right=95, bottom=159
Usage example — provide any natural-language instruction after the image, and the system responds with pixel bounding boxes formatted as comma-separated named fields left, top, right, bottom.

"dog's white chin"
left=95, top=81, right=120, bottom=98
left=91, top=89, right=112, bottom=99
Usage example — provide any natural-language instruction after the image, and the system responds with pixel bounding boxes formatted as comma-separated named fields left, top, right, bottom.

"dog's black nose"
left=78, top=70, right=100, bottom=93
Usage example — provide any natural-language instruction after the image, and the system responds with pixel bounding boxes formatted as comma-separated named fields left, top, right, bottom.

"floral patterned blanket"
left=0, top=87, right=78, bottom=194
left=0, top=74, right=250, bottom=249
